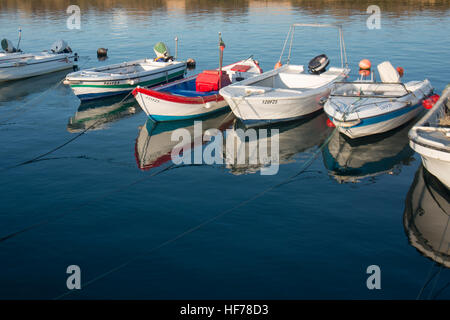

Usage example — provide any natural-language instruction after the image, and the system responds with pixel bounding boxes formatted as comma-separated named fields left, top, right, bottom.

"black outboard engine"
left=308, top=54, right=329, bottom=74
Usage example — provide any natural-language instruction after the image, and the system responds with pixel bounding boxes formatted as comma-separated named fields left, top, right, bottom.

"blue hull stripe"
left=331, top=103, right=421, bottom=128
left=149, top=106, right=229, bottom=122
left=77, top=90, right=131, bottom=101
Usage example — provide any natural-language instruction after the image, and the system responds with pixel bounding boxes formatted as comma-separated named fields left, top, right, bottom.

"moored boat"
left=64, top=41, right=187, bottom=101
left=0, top=39, right=76, bottom=82
left=409, top=85, right=450, bottom=188
left=324, top=61, right=433, bottom=139
left=219, top=23, right=350, bottom=127
left=132, top=57, right=262, bottom=122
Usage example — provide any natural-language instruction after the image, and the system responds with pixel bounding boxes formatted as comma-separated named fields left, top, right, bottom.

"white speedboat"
left=219, top=23, right=350, bottom=126
left=0, top=39, right=76, bottom=82
left=409, top=86, right=450, bottom=189
left=64, top=42, right=187, bottom=101
left=324, top=61, right=433, bottom=139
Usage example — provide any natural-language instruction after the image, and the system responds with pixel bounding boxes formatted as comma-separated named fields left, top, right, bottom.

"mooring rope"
left=1, top=90, right=134, bottom=172
left=52, top=126, right=339, bottom=299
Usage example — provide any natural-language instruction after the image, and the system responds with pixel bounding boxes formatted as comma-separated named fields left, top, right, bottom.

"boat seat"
left=377, top=61, right=400, bottom=83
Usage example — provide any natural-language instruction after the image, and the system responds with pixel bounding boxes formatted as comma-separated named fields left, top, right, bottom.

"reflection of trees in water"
left=1, top=0, right=447, bottom=16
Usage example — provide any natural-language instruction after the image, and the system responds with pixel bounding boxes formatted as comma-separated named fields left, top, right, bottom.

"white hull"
left=410, top=141, right=450, bottom=189
left=0, top=53, right=73, bottom=82
left=220, top=65, right=349, bottom=126
left=409, top=86, right=450, bottom=189
left=326, top=80, right=433, bottom=139
left=339, top=106, right=423, bottom=139
left=134, top=89, right=228, bottom=121
left=64, top=59, right=186, bottom=101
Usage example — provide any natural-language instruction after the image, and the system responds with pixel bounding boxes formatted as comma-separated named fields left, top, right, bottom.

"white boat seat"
left=377, top=61, right=400, bottom=83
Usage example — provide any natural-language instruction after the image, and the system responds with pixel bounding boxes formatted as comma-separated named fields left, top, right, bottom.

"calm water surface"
left=0, top=0, right=449, bottom=299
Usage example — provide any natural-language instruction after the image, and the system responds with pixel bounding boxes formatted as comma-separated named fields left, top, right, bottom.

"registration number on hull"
left=262, top=99, right=277, bottom=105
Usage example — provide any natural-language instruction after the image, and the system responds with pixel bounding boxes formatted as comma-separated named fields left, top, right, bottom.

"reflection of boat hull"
left=323, top=122, right=414, bottom=182
left=404, top=165, right=450, bottom=268
left=0, top=69, right=70, bottom=102
left=135, top=111, right=233, bottom=170
left=67, top=95, right=140, bottom=132
left=225, top=112, right=331, bottom=175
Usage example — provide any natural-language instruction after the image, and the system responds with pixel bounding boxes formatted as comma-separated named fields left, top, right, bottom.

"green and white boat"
left=64, top=58, right=186, bottom=101
left=64, top=41, right=187, bottom=101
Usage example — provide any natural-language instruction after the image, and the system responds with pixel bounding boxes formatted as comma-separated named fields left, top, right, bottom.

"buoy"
left=186, top=58, right=196, bottom=69
left=97, top=48, right=108, bottom=57
left=358, top=69, right=370, bottom=77
left=422, top=99, right=432, bottom=109
left=430, top=94, right=440, bottom=103
left=359, top=59, right=371, bottom=70
left=326, top=118, right=335, bottom=128
left=396, top=66, right=404, bottom=77
left=274, top=61, right=282, bottom=69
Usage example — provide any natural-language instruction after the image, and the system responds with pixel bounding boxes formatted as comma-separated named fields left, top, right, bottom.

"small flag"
left=219, top=33, right=225, bottom=51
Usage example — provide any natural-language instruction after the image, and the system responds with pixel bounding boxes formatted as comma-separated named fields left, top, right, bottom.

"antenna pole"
left=17, top=27, right=22, bottom=51
left=174, top=36, right=178, bottom=60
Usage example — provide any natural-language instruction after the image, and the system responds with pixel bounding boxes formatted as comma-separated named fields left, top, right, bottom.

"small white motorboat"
left=324, top=61, right=433, bottom=139
left=0, top=39, right=76, bottom=82
left=64, top=42, right=187, bottom=101
left=409, top=85, right=450, bottom=189
left=132, top=58, right=262, bottom=121
left=219, top=23, right=350, bottom=126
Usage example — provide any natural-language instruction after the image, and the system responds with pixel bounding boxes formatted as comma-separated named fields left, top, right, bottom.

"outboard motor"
left=308, top=54, right=329, bottom=74
left=1, top=38, right=18, bottom=53
left=51, top=40, right=72, bottom=54
left=153, top=42, right=173, bottom=62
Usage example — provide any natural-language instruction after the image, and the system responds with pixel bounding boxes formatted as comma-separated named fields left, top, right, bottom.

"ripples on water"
left=0, top=0, right=449, bottom=299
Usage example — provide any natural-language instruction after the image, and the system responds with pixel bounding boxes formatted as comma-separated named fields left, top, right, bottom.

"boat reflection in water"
left=67, top=95, right=140, bottom=132
left=0, top=69, right=71, bottom=103
left=404, top=165, right=450, bottom=271
left=135, top=110, right=233, bottom=170
left=225, top=112, right=332, bottom=175
left=322, top=122, right=415, bottom=183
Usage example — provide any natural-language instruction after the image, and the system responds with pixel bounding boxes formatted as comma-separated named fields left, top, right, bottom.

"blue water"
left=0, top=1, right=449, bottom=299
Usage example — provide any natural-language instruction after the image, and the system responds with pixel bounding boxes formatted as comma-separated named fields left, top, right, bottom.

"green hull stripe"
left=70, top=69, right=185, bottom=89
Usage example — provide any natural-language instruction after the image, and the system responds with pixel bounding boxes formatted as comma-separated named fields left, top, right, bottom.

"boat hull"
left=229, top=90, right=329, bottom=127
left=333, top=103, right=424, bottom=139
left=69, top=67, right=186, bottom=101
left=410, top=140, right=450, bottom=189
left=134, top=86, right=228, bottom=121
left=0, top=56, right=73, bottom=82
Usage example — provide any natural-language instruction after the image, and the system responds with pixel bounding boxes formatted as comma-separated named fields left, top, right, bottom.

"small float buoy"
left=326, top=118, right=335, bottom=128
left=358, top=69, right=370, bottom=77
left=274, top=61, right=282, bottom=69
left=396, top=66, right=404, bottom=77
left=359, top=59, right=371, bottom=70
left=422, top=94, right=440, bottom=109
left=186, top=58, right=196, bottom=69
left=97, top=48, right=108, bottom=59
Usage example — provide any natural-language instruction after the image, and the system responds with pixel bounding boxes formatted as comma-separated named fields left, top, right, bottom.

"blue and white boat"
left=324, top=61, right=433, bottom=139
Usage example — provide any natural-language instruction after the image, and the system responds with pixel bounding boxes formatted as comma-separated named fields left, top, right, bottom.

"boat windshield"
left=330, top=82, right=409, bottom=98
